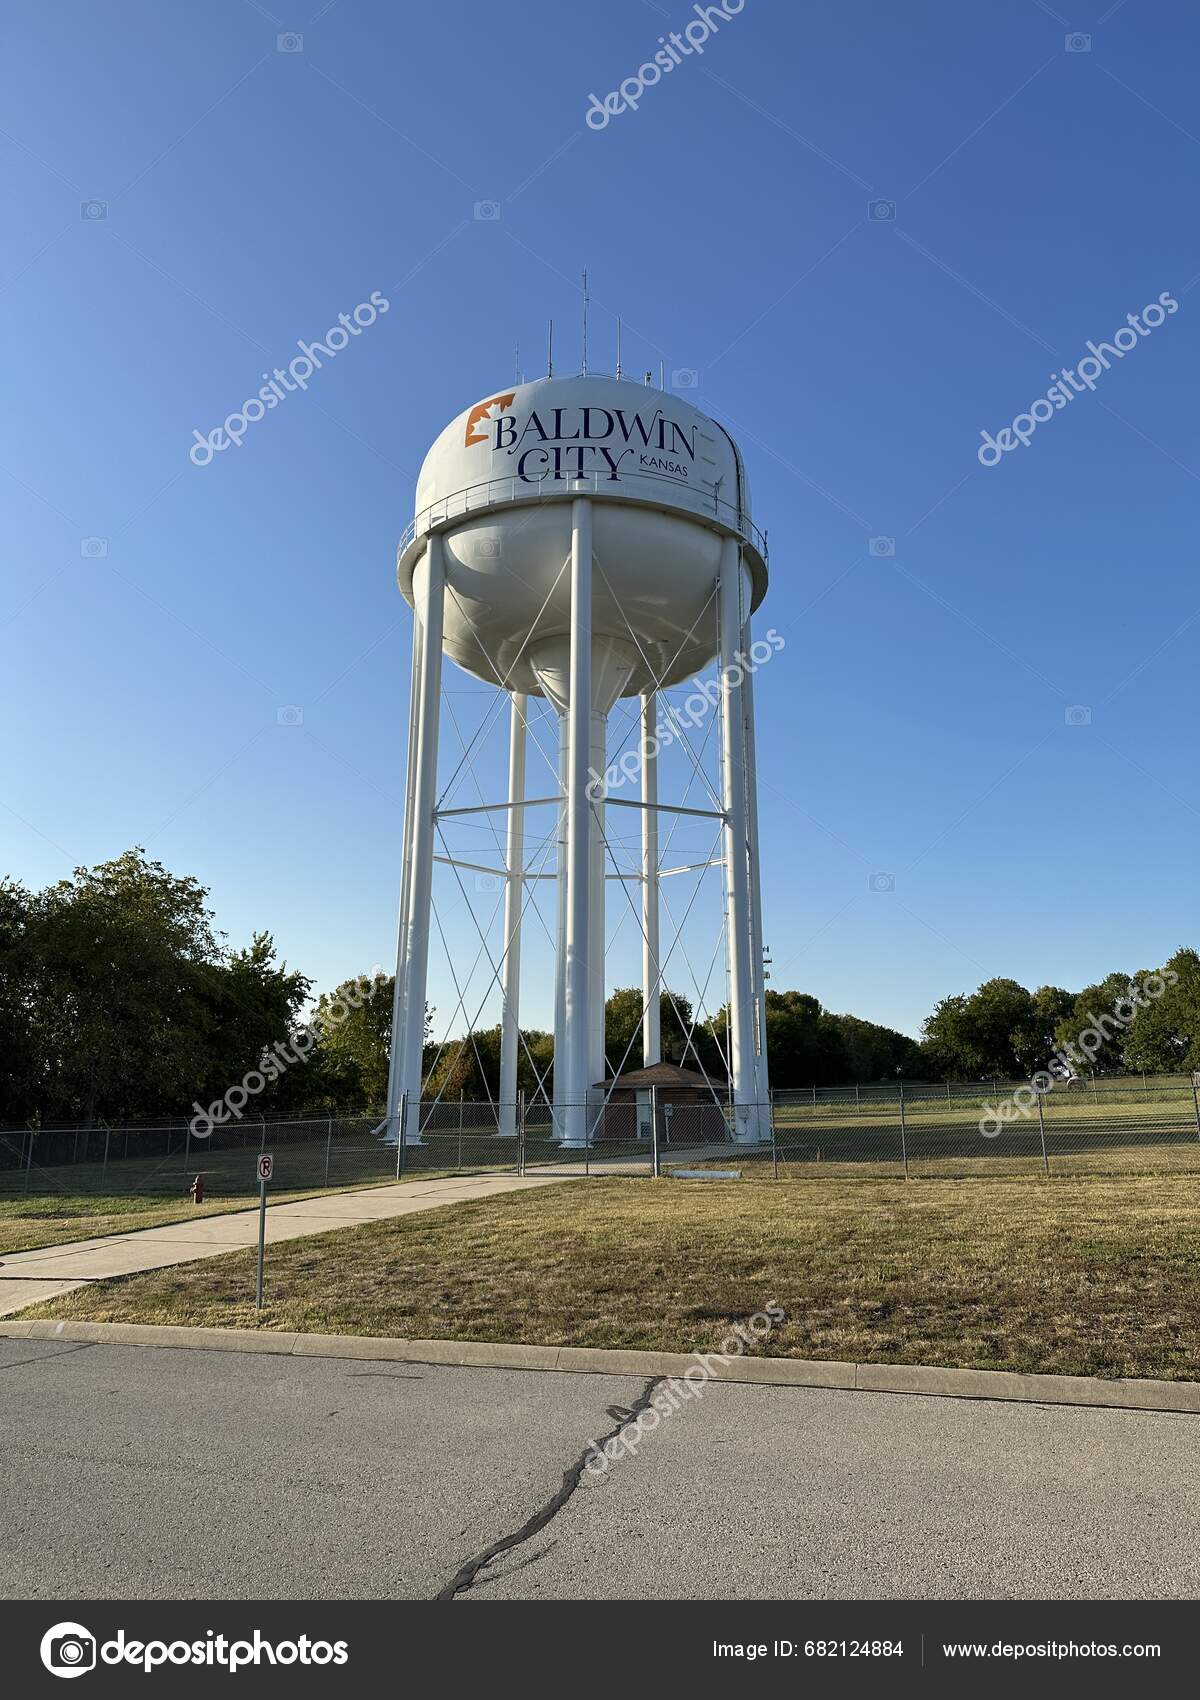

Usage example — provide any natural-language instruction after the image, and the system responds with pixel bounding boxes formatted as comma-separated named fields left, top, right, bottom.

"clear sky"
left=3, top=0, right=1197, bottom=1043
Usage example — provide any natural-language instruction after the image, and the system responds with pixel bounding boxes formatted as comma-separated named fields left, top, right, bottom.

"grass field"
left=22, top=1173, right=1200, bottom=1381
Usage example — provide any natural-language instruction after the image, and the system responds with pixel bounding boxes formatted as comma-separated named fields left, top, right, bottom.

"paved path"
left=0, top=1175, right=562, bottom=1317
left=2, top=1334, right=1197, bottom=1599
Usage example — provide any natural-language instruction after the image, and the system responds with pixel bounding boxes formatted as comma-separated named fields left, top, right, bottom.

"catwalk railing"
left=4, top=1076, right=1200, bottom=1198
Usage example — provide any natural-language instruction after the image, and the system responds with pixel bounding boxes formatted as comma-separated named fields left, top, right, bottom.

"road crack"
left=435, top=1375, right=664, bottom=1599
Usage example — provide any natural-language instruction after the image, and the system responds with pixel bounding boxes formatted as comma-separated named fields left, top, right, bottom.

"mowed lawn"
left=22, top=1173, right=1200, bottom=1381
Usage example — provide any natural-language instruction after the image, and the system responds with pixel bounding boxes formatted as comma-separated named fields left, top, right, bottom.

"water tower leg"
left=498, top=691, right=527, bottom=1139
left=384, top=618, right=423, bottom=1144
left=562, top=497, right=593, bottom=1146
left=588, top=710, right=607, bottom=1111
left=718, top=537, right=757, bottom=1144
left=740, top=617, right=771, bottom=1137
left=553, top=711, right=568, bottom=1139
left=641, top=692, right=661, bottom=1067
left=397, top=531, right=446, bottom=1142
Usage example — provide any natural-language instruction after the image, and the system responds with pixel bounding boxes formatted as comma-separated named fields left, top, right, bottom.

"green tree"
left=30, top=849, right=225, bottom=1123
left=1054, top=972, right=1133, bottom=1075
left=1122, top=950, right=1200, bottom=1073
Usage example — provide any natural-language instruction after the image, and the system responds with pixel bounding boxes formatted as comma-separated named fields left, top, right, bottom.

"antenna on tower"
left=514, top=342, right=522, bottom=385
left=659, top=358, right=665, bottom=389
left=547, top=319, right=554, bottom=378
left=581, top=268, right=589, bottom=375
left=615, top=316, right=622, bottom=381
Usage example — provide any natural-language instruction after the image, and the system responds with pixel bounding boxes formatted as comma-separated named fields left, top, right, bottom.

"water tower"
left=385, top=370, right=772, bottom=1146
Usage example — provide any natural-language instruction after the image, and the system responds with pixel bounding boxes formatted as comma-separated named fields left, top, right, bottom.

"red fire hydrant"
left=189, top=1173, right=205, bottom=1205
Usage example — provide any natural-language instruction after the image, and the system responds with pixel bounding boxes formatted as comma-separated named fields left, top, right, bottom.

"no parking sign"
left=257, top=1153, right=274, bottom=1183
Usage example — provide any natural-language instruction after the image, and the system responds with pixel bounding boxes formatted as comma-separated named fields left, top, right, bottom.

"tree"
left=603, top=987, right=703, bottom=1075
left=828, top=1012, right=923, bottom=1080
left=1054, top=972, right=1134, bottom=1075
left=29, top=849, right=226, bottom=1123
left=308, top=972, right=395, bottom=1109
left=0, top=879, right=38, bottom=1123
left=1012, top=985, right=1075, bottom=1073
left=1122, top=950, right=1200, bottom=1073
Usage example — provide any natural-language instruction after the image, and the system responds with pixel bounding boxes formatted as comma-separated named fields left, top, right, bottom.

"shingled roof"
left=592, top=1060, right=721, bottom=1090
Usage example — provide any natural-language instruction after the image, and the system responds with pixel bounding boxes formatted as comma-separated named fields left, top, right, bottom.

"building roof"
left=593, top=1060, right=721, bottom=1090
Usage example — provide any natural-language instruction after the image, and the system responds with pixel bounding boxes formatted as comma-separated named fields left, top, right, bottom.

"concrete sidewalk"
left=0, top=1174, right=563, bottom=1317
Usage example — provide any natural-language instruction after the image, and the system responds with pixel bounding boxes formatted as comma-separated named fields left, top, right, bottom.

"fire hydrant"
left=189, top=1173, right=205, bottom=1205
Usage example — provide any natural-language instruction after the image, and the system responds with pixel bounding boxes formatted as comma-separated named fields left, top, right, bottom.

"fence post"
left=770, top=1090, right=778, bottom=1180
left=324, top=1116, right=332, bottom=1187
left=1142, top=1070, right=1149, bottom=1097
left=185, top=1121, right=190, bottom=1164
left=457, top=1090, right=464, bottom=1173
left=1036, top=1086, right=1049, bottom=1175
left=102, top=1122, right=110, bottom=1187
left=518, top=1090, right=526, bottom=1176
left=898, top=1080, right=909, bottom=1180
left=650, top=1084, right=660, bottom=1178
left=1191, top=1076, right=1200, bottom=1143
left=811, top=1084, right=817, bottom=1110
left=395, top=1093, right=409, bottom=1179
left=24, top=1126, right=34, bottom=1193
left=855, top=1083, right=861, bottom=1110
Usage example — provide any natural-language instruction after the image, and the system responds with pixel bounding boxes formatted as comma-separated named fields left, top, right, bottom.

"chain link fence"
left=4, top=1074, right=1200, bottom=1200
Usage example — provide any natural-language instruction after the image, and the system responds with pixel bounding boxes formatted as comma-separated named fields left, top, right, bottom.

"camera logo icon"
left=868, top=199, right=896, bottom=221
left=475, top=872, right=504, bottom=893
left=868, top=872, right=896, bottom=894
left=277, top=32, right=303, bottom=52
left=671, top=368, right=699, bottom=390
left=1065, top=32, right=1091, bottom=53
left=80, top=200, right=107, bottom=221
left=472, top=537, right=502, bottom=558
left=1065, top=704, right=1092, bottom=727
left=276, top=705, right=304, bottom=727
left=40, top=1622, right=97, bottom=1678
left=474, top=200, right=501, bottom=221
left=80, top=537, right=108, bottom=559
left=868, top=536, right=895, bottom=558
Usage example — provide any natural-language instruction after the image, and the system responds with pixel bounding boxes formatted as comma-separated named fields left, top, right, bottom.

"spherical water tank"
left=396, top=374, right=768, bottom=701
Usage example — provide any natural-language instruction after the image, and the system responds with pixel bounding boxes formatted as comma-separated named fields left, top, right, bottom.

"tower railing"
left=397, top=470, right=768, bottom=563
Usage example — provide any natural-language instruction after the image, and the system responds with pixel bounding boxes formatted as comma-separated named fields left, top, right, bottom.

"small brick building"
left=592, top=1061, right=730, bottom=1145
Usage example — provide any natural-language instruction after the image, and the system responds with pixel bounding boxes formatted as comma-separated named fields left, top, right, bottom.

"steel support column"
left=498, top=691, right=527, bottom=1138
left=395, top=531, right=446, bottom=1141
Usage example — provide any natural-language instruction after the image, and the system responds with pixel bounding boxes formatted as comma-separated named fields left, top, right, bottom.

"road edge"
left=3, top=1317, right=1199, bottom=1413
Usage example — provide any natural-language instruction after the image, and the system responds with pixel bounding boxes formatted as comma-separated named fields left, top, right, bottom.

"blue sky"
left=3, top=0, right=1197, bottom=1043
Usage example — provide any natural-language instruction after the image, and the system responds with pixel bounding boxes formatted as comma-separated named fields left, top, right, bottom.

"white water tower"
left=386, top=370, right=772, bottom=1145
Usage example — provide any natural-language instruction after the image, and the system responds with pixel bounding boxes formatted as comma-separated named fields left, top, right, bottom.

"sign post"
left=255, top=1152, right=273, bottom=1310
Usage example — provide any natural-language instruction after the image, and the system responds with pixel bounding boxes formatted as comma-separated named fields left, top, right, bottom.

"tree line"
left=1, top=850, right=1195, bottom=1126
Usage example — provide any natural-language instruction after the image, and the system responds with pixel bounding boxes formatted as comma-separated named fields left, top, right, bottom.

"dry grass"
left=23, top=1173, right=1200, bottom=1380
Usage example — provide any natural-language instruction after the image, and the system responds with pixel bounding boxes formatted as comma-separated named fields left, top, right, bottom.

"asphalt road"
left=2, top=1335, right=1198, bottom=1600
